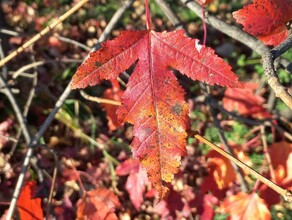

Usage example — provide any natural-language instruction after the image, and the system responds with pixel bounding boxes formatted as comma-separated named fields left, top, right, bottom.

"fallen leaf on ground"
left=115, top=158, right=148, bottom=210
left=219, top=192, right=270, bottom=220
left=76, top=188, right=121, bottom=220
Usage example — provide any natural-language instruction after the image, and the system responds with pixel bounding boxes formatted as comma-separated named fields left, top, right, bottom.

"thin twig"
left=45, top=149, right=58, bottom=220
left=6, top=83, right=72, bottom=220
left=154, top=0, right=184, bottom=29
left=260, top=126, right=276, bottom=182
left=209, top=99, right=292, bottom=141
left=194, top=133, right=292, bottom=202
left=0, top=133, right=18, bottom=143
left=201, top=4, right=207, bottom=45
left=0, top=0, right=89, bottom=68
left=0, top=28, right=19, bottom=37
left=209, top=99, right=249, bottom=192
left=97, top=0, right=135, bottom=45
left=253, top=157, right=267, bottom=192
left=12, top=59, right=83, bottom=79
left=0, top=77, right=31, bottom=147
left=80, top=90, right=121, bottom=106
left=262, top=34, right=292, bottom=111
left=6, top=0, right=132, bottom=216
left=57, top=35, right=91, bottom=52
left=8, top=53, right=38, bottom=159
left=0, top=41, right=43, bottom=182
left=0, top=39, right=8, bottom=79
left=180, top=0, right=291, bottom=73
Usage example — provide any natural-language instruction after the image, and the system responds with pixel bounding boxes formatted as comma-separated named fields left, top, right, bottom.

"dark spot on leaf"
left=95, top=61, right=103, bottom=67
left=171, top=104, right=183, bottom=116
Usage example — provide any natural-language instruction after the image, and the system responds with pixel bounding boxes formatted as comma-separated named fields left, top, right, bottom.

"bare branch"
left=154, top=0, right=183, bottom=29
left=57, top=35, right=91, bottom=52
left=97, top=0, right=135, bottom=44
left=6, top=83, right=72, bottom=220
left=263, top=35, right=292, bottom=110
left=206, top=92, right=249, bottom=192
left=12, top=59, right=83, bottom=79
left=0, top=0, right=89, bottom=68
left=6, top=1, right=134, bottom=217
left=80, top=90, right=121, bottom=106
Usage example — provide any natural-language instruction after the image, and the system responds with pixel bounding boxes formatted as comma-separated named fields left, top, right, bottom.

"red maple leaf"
left=71, top=29, right=241, bottom=197
left=17, top=181, right=44, bottom=220
left=223, top=82, right=271, bottom=119
left=76, top=188, right=121, bottom=220
left=219, top=192, right=271, bottom=220
left=115, top=158, right=148, bottom=210
left=233, top=0, right=292, bottom=46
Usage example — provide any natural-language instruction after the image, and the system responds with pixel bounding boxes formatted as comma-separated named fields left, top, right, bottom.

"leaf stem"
left=201, top=3, right=207, bottom=45
left=145, top=0, right=151, bottom=29
left=194, top=133, right=292, bottom=202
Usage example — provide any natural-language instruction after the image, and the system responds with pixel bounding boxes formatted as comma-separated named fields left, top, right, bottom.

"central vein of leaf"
left=148, top=33, right=163, bottom=187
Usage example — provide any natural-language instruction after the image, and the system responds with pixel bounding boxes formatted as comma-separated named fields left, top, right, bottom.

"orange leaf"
left=220, top=192, right=271, bottom=220
left=17, top=181, right=44, bottom=220
left=71, top=30, right=241, bottom=197
left=233, top=0, right=292, bottom=46
left=76, top=188, right=121, bottom=220
left=201, top=144, right=252, bottom=191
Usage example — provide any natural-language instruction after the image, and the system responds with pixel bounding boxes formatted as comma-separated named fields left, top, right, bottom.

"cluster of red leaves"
left=15, top=142, right=292, bottom=219
left=233, top=0, right=292, bottom=46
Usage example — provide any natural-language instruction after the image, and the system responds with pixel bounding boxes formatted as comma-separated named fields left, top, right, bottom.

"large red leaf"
left=17, top=181, right=44, bottom=220
left=76, top=188, right=121, bottom=220
left=71, top=30, right=241, bottom=197
left=233, top=0, right=292, bottom=46
left=219, top=192, right=271, bottom=220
